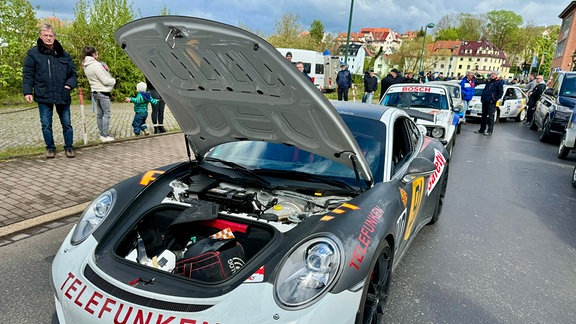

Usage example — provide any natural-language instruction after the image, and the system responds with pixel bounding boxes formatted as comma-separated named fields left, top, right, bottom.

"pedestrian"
left=22, top=24, right=78, bottom=158
left=285, top=52, right=292, bottom=62
left=81, top=46, right=116, bottom=142
left=295, top=61, right=313, bottom=82
left=146, top=78, right=167, bottom=133
left=379, top=68, right=400, bottom=100
left=336, top=63, right=352, bottom=101
left=459, top=71, right=476, bottom=122
left=524, top=75, right=546, bottom=125
left=524, top=73, right=537, bottom=97
left=124, top=82, right=158, bottom=136
left=403, top=70, right=419, bottom=83
left=363, top=69, right=378, bottom=103
left=475, top=71, right=503, bottom=136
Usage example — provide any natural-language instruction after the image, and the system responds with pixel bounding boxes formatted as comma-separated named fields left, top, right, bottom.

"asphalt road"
left=0, top=120, right=575, bottom=323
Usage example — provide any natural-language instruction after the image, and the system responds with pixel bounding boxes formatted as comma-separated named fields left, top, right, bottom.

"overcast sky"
left=30, top=0, right=568, bottom=35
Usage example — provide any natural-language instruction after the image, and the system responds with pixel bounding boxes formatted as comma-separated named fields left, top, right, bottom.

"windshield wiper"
left=203, top=157, right=271, bottom=188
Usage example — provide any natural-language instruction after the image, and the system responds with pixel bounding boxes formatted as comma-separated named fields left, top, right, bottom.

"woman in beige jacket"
left=82, top=46, right=116, bottom=142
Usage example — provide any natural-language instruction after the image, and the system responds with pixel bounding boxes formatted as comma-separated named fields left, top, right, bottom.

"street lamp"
left=343, top=0, right=355, bottom=65
left=448, top=45, right=459, bottom=78
left=419, top=23, right=435, bottom=73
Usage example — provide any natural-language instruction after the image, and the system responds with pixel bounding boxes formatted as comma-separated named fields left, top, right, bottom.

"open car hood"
left=114, top=16, right=372, bottom=184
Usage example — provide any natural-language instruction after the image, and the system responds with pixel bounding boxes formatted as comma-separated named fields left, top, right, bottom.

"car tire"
left=572, top=165, right=576, bottom=188
left=357, top=241, right=393, bottom=324
left=558, top=133, right=570, bottom=159
left=428, top=165, right=448, bottom=225
left=515, top=108, right=527, bottom=122
left=539, top=116, right=552, bottom=143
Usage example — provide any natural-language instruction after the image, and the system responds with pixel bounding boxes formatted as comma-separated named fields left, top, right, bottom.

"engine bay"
left=117, top=172, right=352, bottom=283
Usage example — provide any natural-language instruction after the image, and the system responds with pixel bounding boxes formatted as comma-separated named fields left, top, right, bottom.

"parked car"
left=558, top=107, right=576, bottom=159
left=467, top=84, right=527, bottom=122
left=531, top=71, right=576, bottom=143
left=380, top=83, right=460, bottom=155
left=429, top=80, right=465, bottom=133
left=51, top=16, right=451, bottom=324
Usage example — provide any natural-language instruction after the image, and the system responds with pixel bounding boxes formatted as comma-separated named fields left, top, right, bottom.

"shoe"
left=483, top=131, right=492, bottom=136
left=134, top=132, right=140, bottom=136
left=45, top=149, right=55, bottom=158
left=158, top=126, right=167, bottom=133
left=143, top=128, right=150, bottom=135
left=474, top=130, right=484, bottom=134
left=153, top=126, right=159, bottom=134
left=65, top=149, right=75, bottom=158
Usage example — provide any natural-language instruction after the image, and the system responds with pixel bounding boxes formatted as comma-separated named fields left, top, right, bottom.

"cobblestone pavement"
left=0, top=103, right=180, bottom=151
left=0, top=102, right=189, bottom=244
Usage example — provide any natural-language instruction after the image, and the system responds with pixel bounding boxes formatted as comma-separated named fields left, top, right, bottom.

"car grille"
left=84, top=264, right=213, bottom=312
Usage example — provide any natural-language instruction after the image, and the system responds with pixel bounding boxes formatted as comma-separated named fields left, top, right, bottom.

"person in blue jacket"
left=336, top=63, right=352, bottom=101
left=22, top=24, right=78, bottom=158
left=459, top=71, right=476, bottom=122
left=475, top=71, right=503, bottom=136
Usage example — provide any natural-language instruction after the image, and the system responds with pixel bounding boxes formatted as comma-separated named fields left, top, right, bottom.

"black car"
left=531, top=71, right=576, bottom=142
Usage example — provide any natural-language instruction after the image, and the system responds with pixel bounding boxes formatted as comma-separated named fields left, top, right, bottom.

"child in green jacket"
left=124, top=82, right=158, bottom=135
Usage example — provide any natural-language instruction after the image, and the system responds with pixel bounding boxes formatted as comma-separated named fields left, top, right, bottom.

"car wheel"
left=358, top=242, right=393, bottom=324
left=572, top=165, right=576, bottom=188
left=515, top=108, right=527, bottom=122
left=558, top=133, right=570, bottom=159
left=428, top=165, right=448, bottom=225
left=539, top=116, right=552, bottom=143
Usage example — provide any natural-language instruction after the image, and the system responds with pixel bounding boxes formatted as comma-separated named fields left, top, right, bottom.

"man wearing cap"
left=380, top=68, right=401, bottom=101
left=475, top=70, right=503, bottom=136
left=403, top=70, right=419, bottom=84
left=336, top=63, right=352, bottom=101
left=363, top=69, right=378, bottom=103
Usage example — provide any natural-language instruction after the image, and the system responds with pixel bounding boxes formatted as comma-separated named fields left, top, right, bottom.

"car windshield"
left=560, top=74, right=576, bottom=98
left=382, top=91, right=448, bottom=110
left=204, top=115, right=386, bottom=185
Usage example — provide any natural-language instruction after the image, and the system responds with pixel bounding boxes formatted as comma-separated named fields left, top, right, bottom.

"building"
left=551, top=1, right=576, bottom=72
left=452, top=40, right=511, bottom=79
left=336, top=43, right=367, bottom=75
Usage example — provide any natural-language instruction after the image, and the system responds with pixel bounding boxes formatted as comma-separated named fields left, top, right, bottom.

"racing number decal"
left=139, top=170, right=165, bottom=186
left=404, top=177, right=424, bottom=241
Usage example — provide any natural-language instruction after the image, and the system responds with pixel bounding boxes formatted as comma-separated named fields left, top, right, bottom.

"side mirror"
left=402, top=157, right=437, bottom=184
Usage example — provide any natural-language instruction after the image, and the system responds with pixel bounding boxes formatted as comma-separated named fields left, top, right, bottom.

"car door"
left=501, top=87, right=516, bottom=117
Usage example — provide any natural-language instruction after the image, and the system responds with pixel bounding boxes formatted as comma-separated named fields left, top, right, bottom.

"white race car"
left=467, top=84, right=527, bottom=122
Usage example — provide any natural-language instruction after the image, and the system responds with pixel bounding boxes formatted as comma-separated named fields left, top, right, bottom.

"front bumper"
left=52, top=231, right=362, bottom=324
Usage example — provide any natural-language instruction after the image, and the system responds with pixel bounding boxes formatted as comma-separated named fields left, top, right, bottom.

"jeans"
left=38, top=103, right=74, bottom=150
left=132, top=112, right=148, bottom=134
left=479, top=101, right=495, bottom=133
left=149, top=89, right=165, bottom=125
left=337, top=87, right=349, bottom=101
left=366, top=92, right=374, bottom=104
left=93, top=92, right=112, bottom=137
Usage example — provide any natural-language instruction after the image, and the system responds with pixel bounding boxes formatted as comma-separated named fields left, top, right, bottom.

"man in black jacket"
left=475, top=71, right=503, bottom=136
left=23, top=24, right=78, bottom=158
left=379, top=68, right=401, bottom=101
left=363, top=69, right=378, bottom=103
left=524, top=75, right=546, bottom=125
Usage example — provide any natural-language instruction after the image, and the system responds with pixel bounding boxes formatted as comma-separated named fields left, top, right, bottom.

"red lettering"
left=74, top=284, right=87, bottom=307
left=349, top=260, right=360, bottom=270
left=156, top=315, right=176, bottom=324
left=60, top=272, right=75, bottom=291
left=180, top=319, right=197, bottom=324
left=98, top=298, right=116, bottom=319
left=358, top=230, right=370, bottom=247
left=401, top=86, right=431, bottom=92
left=134, top=309, right=153, bottom=324
left=114, top=303, right=133, bottom=324
left=65, top=278, right=82, bottom=299
left=84, top=291, right=103, bottom=314
left=353, top=245, right=366, bottom=263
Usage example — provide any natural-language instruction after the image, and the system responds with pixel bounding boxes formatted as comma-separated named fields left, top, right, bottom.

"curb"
left=0, top=202, right=89, bottom=239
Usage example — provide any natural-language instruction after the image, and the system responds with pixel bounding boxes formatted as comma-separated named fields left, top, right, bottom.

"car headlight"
left=71, top=189, right=117, bottom=245
left=274, top=237, right=342, bottom=308
left=431, top=127, right=445, bottom=138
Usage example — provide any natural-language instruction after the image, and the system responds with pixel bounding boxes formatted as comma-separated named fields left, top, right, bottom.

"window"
left=392, top=117, right=417, bottom=175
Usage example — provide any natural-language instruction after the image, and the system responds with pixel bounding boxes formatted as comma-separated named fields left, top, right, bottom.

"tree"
left=310, top=19, right=324, bottom=45
left=485, top=10, right=523, bottom=51
left=266, top=13, right=304, bottom=48
left=69, top=0, right=137, bottom=100
left=457, top=14, right=482, bottom=41
left=0, top=0, right=37, bottom=98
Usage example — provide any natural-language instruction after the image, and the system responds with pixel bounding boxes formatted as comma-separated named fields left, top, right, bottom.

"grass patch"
left=0, top=145, right=47, bottom=160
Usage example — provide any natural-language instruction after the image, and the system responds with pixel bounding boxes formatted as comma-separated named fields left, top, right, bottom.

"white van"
left=277, top=48, right=337, bottom=92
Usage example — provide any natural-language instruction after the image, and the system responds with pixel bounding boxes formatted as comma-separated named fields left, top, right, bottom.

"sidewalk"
left=0, top=103, right=187, bottom=244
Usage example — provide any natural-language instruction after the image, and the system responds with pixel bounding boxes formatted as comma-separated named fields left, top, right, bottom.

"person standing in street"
left=336, top=63, right=352, bottom=101
left=524, top=75, right=546, bottom=125
left=82, top=46, right=116, bottom=142
left=363, top=69, right=378, bottom=103
left=524, top=73, right=537, bottom=97
left=296, top=61, right=313, bottom=83
left=23, top=24, right=78, bottom=158
left=146, top=78, right=167, bottom=133
left=402, top=70, right=419, bottom=83
left=379, top=68, right=400, bottom=100
left=459, top=71, right=476, bottom=122
left=475, top=71, right=503, bottom=136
